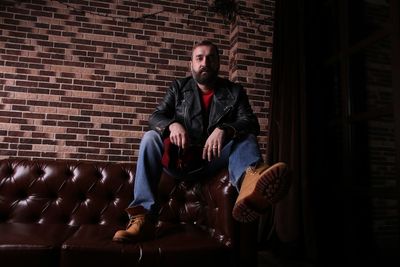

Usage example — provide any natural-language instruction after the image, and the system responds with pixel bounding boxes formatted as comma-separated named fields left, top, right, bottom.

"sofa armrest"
left=156, top=168, right=237, bottom=247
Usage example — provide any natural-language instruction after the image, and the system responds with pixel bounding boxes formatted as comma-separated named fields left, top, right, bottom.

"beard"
left=192, top=67, right=219, bottom=86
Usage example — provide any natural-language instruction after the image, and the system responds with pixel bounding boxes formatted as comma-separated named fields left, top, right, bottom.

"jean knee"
left=140, top=130, right=163, bottom=147
left=244, top=134, right=257, bottom=143
left=235, top=134, right=258, bottom=148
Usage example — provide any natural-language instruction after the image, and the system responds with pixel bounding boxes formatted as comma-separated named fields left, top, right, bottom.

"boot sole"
left=112, top=236, right=130, bottom=242
left=112, top=228, right=156, bottom=243
left=232, top=162, right=290, bottom=223
left=112, top=234, right=155, bottom=243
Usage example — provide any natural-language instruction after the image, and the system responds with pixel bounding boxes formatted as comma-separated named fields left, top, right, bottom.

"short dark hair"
left=191, top=40, right=220, bottom=61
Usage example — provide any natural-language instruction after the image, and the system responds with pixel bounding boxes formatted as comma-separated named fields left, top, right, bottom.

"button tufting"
left=65, top=167, right=75, bottom=179
left=77, top=192, right=87, bottom=202
left=5, top=165, right=15, bottom=177
left=17, top=190, right=28, bottom=200
left=36, top=168, right=45, bottom=177
left=95, top=169, right=103, bottom=180
left=106, top=192, right=115, bottom=202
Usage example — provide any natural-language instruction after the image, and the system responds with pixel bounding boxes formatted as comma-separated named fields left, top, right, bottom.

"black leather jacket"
left=149, top=76, right=260, bottom=145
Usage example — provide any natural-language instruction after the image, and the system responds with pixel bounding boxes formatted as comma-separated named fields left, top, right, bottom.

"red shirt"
left=201, top=89, right=214, bottom=112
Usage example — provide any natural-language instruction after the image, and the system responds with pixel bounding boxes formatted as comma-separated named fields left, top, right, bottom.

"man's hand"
left=169, top=122, right=188, bottom=149
left=202, top=127, right=225, bottom=161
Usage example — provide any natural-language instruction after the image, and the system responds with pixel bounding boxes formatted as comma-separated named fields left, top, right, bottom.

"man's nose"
left=202, top=57, right=211, bottom=66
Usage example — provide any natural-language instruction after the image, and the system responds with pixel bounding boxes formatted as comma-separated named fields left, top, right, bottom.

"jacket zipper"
left=211, top=105, right=233, bottom=130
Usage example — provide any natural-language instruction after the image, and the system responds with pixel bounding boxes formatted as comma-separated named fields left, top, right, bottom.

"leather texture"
left=0, top=158, right=257, bottom=267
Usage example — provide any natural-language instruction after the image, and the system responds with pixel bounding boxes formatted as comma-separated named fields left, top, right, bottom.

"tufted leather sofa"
left=0, top=158, right=258, bottom=267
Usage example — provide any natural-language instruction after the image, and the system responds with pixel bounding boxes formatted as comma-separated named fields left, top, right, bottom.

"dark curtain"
left=261, top=0, right=316, bottom=261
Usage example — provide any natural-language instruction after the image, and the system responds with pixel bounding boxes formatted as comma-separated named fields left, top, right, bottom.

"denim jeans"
left=129, top=130, right=262, bottom=214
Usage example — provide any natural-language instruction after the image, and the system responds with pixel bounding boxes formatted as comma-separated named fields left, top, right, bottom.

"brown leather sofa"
left=0, top=158, right=258, bottom=267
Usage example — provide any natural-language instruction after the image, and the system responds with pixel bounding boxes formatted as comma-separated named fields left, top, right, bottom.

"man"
left=113, top=40, right=289, bottom=242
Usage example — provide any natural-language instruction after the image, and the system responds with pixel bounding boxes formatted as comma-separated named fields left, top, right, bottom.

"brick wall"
left=0, top=0, right=275, bottom=163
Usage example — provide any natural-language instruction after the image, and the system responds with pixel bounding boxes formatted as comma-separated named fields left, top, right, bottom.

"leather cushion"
left=60, top=224, right=230, bottom=267
left=0, top=223, right=77, bottom=267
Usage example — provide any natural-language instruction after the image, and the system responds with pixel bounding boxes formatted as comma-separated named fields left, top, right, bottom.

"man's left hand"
left=202, top=128, right=225, bottom=161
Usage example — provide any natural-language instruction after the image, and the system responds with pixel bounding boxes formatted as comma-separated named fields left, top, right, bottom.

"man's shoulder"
left=217, top=77, right=243, bottom=92
left=170, top=76, right=194, bottom=90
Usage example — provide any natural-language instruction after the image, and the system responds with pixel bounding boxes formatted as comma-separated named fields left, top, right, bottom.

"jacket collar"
left=182, top=77, right=235, bottom=127
left=182, top=78, right=202, bottom=118
left=182, top=77, right=235, bottom=102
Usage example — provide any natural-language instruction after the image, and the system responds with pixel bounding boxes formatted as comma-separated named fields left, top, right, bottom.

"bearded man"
left=113, top=40, right=290, bottom=242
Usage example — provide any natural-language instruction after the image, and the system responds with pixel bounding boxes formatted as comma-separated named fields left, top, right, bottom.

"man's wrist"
left=169, top=121, right=179, bottom=130
left=217, top=124, right=234, bottom=138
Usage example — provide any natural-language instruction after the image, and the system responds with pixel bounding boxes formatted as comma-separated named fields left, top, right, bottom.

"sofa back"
left=0, top=159, right=134, bottom=226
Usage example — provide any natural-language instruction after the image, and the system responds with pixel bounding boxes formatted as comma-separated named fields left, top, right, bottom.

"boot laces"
left=245, top=166, right=257, bottom=175
left=127, top=216, right=145, bottom=229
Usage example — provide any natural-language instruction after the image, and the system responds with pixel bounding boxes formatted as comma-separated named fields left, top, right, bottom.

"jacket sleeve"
left=148, top=81, right=178, bottom=137
left=219, top=86, right=260, bottom=138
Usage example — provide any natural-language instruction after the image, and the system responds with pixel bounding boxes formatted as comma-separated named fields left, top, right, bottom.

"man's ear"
left=188, top=61, right=192, bottom=72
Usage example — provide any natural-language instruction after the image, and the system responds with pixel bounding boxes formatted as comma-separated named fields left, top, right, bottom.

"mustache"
left=200, top=67, right=209, bottom=72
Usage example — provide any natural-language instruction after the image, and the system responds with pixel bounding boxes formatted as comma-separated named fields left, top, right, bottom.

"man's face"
left=190, top=45, right=220, bottom=86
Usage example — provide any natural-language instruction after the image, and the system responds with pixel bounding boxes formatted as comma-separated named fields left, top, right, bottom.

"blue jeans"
left=129, top=130, right=262, bottom=214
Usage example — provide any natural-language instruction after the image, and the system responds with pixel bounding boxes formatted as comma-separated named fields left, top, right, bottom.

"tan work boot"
left=232, top=162, right=290, bottom=223
left=112, top=206, right=156, bottom=242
